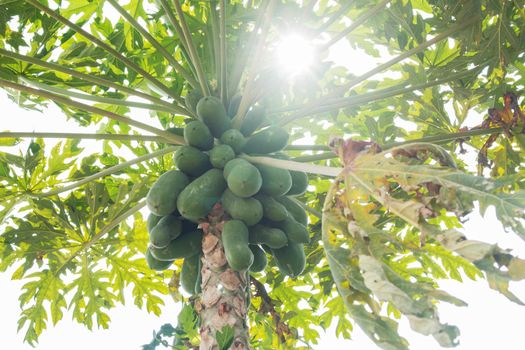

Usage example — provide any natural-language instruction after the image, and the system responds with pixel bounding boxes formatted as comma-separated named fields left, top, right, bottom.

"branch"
left=19, top=77, right=185, bottom=114
left=219, top=0, right=228, bottom=106
left=232, top=0, right=277, bottom=128
left=313, top=2, right=353, bottom=36
left=0, top=132, right=165, bottom=143
left=0, top=79, right=185, bottom=145
left=291, top=152, right=337, bottom=162
left=241, top=154, right=340, bottom=177
left=319, top=0, right=391, bottom=50
left=32, top=146, right=179, bottom=197
left=25, top=0, right=181, bottom=102
left=106, top=0, right=198, bottom=91
left=250, top=277, right=291, bottom=344
left=172, top=0, right=211, bottom=96
left=285, top=144, right=331, bottom=151
left=0, top=49, right=176, bottom=110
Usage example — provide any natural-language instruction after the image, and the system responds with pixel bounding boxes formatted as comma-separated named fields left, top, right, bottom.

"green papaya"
left=209, top=144, right=235, bottom=169
left=145, top=247, right=174, bottom=271
left=147, top=170, right=189, bottom=216
left=147, top=213, right=162, bottom=232
left=222, top=220, right=253, bottom=271
left=243, top=126, right=289, bottom=154
left=227, top=93, right=242, bottom=118
left=226, top=161, right=262, bottom=198
left=221, top=189, right=263, bottom=226
left=240, top=105, right=266, bottom=136
left=277, top=216, right=309, bottom=244
left=150, top=229, right=203, bottom=261
left=184, top=120, right=214, bottom=151
left=196, top=96, right=231, bottom=137
left=272, top=243, right=306, bottom=277
left=177, top=169, right=227, bottom=222
left=287, top=171, right=308, bottom=196
left=276, top=196, right=308, bottom=226
left=249, top=245, right=268, bottom=273
left=185, top=89, right=203, bottom=114
left=166, top=127, right=184, bottom=136
left=180, top=253, right=201, bottom=295
left=220, top=129, right=246, bottom=154
left=223, top=158, right=249, bottom=179
left=255, top=194, right=288, bottom=222
left=256, top=164, right=292, bottom=196
left=149, top=214, right=183, bottom=248
left=174, top=145, right=212, bottom=177
left=248, top=224, right=287, bottom=249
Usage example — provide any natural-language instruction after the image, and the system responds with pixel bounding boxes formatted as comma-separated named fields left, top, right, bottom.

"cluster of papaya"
left=144, top=92, right=309, bottom=294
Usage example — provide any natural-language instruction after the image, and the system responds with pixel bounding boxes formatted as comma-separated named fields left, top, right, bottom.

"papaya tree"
left=1, top=1, right=525, bottom=349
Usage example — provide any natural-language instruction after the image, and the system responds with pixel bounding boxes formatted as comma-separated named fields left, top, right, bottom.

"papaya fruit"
left=150, top=229, right=203, bottom=261
left=255, top=194, right=288, bottom=222
left=275, top=196, right=308, bottom=226
left=149, top=214, right=183, bottom=248
left=180, top=253, right=201, bottom=295
left=177, top=168, right=227, bottom=222
left=256, top=164, right=292, bottom=196
left=196, top=96, right=231, bottom=137
left=222, top=189, right=263, bottom=226
left=226, top=161, right=262, bottom=198
left=184, top=120, right=214, bottom=151
left=145, top=247, right=174, bottom=271
left=248, top=224, right=287, bottom=249
left=249, top=245, right=268, bottom=272
left=223, top=158, right=249, bottom=179
left=240, top=105, right=266, bottom=136
left=174, top=145, right=212, bottom=177
left=209, top=144, right=235, bottom=169
left=287, top=171, right=308, bottom=196
left=147, top=213, right=162, bottom=232
left=220, top=129, right=246, bottom=154
left=147, top=170, right=189, bottom=216
left=222, top=220, right=253, bottom=271
left=166, top=127, right=184, bottom=136
left=272, top=242, right=306, bottom=277
left=243, top=126, right=289, bottom=154
left=277, top=216, right=309, bottom=244
left=185, top=89, right=203, bottom=114
left=227, top=93, right=242, bottom=118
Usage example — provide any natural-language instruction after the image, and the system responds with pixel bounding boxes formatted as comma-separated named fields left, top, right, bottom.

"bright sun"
left=276, top=35, right=314, bottom=76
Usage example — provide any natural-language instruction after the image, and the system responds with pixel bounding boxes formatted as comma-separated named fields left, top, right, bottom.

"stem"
left=0, top=132, right=165, bottom=143
left=32, top=146, right=178, bottom=197
left=329, top=15, right=480, bottom=97
left=292, top=152, right=337, bottom=162
left=198, top=206, right=251, bottom=350
left=313, top=2, right=353, bottom=36
left=0, top=79, right=185, bottom=145
left=25, top=0, right=180, bottom=102
left=278, top=67, right=482, bottom=125
left=241, top=154, right=340, bottom=177
left=19, top=77, right=183, bottom=114
left=0, top=49, right=176, bottom=109
left=232, top=0, right=277, bottom=128
left=209, top=3, right=221, bottom=88
left=319, top=0, right=391, bottom=51
left=285, top=144, right=331, bottom=151
left=219, top=0, right=228, bottom=106
left=106, top=0, right=198, bottom=91
left=172, top=0, right=211, bottom=96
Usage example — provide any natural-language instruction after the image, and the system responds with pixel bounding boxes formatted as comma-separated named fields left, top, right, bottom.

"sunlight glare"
left=276, top=35, right=314, bottom=76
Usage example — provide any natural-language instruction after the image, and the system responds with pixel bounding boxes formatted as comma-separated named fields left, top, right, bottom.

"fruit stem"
left=0, top=132, right=165, bottom=143
left=31, top=146, right=179, bottom=197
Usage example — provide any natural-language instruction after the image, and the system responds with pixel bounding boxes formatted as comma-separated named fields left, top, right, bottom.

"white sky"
left=1, top=36, right=525, bottom=350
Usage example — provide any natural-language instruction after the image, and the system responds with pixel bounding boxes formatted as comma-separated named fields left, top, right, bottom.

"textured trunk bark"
left=197, top=204, right=251, bottom=350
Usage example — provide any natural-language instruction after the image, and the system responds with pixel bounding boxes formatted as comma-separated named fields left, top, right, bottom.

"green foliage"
left=1, top=0, right=525, bottom=349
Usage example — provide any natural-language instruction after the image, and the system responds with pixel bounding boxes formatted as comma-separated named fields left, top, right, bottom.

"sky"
left=1, top=32, right=525, bottom=350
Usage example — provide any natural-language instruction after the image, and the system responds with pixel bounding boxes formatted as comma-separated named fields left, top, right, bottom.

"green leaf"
left=216, top=325, right=234, bottom=350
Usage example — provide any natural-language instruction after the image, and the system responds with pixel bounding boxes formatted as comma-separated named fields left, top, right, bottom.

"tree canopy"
left=0, top=1, right=524, bottom=349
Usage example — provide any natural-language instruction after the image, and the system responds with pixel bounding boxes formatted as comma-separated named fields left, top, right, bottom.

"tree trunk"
left=197, top=204, right=251, bottom=350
